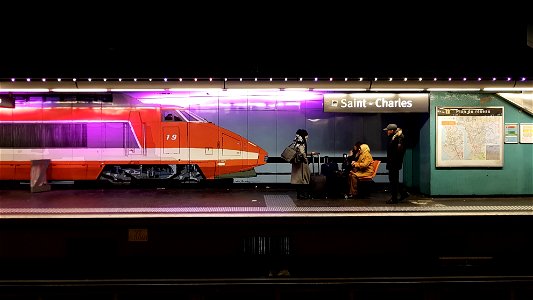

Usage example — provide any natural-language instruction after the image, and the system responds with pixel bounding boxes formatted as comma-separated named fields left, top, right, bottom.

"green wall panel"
left=426, top=93, right=533, bottom=196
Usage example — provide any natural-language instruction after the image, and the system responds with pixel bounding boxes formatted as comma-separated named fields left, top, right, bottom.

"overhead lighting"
left=370, top=88, right=425, bottom=92
left=313, top=88, right=367, bottom=91
left=0, top=88, right=50, bottom=92
left=110, top=89, right=167, bottom=92
left=427, top=88, right=481, bottom=91
left=168, top=88, right=223, bottom=92
left=483, top=87, right=533, bottom=92
left=51, top=89, right=108, bottom=92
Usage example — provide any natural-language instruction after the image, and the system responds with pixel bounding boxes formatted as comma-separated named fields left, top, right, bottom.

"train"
left=0, top=93, right=268, bottom=184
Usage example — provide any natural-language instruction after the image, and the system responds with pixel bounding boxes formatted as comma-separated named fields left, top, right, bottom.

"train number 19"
left=166, top=134, right=177, bottom=141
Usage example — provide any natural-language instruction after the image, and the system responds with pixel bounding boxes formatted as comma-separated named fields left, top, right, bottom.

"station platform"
left=2, top=183, right=533, bottom=299
left=1, top=183, right=533, bottom=218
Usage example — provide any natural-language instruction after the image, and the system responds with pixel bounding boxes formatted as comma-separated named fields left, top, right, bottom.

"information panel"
left=436, top=107, right=504, bottom=167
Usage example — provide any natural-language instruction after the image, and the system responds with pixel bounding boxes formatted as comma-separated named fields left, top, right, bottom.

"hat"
left=383, top=124, right=397, bottom=131
left=296, top=129, right=308, bottom=137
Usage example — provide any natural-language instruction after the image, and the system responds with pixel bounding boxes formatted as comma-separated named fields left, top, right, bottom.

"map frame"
left=436, top=106, right=504, bottom=168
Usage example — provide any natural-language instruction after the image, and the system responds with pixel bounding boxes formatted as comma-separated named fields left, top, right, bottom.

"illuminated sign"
left=0, top=94, right=15, bottom=108
left=324, top=93, right=429, bottom=113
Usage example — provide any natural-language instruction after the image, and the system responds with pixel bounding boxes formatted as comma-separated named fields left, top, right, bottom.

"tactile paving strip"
left=1, top=196, right=533, bottom=217
left=264, top=194, right=296, bottom=207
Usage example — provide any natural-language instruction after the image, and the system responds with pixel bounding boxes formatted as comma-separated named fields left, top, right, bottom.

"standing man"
left=383, top=124, right=409, bottom=204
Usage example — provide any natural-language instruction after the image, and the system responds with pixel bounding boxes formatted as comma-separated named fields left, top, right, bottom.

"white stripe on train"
left=0, top=148, right=261, bottom=162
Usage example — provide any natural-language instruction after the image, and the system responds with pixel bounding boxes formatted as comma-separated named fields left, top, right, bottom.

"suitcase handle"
left=309, top=152, right=320, bottom=175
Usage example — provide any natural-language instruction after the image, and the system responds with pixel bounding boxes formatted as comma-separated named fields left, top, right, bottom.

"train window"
left=102, top=123, right=138, bottom=148
left=4, top=93, right=113, bottom=104
left=163, top=111, right=183, bottom=122
left=179, top=110, right=207, bottom=122
left=86, top=122, right=138, bottom=148
left=0, top=122, right=139, bottom=149
left=1, top=123, right=88, bottom=148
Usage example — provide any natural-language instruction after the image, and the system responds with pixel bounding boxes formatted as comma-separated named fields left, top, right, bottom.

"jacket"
left=386, top=128, right=405, bottom=170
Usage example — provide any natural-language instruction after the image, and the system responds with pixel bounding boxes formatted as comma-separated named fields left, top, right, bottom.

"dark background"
left=1, top=7, right=531, bottom=79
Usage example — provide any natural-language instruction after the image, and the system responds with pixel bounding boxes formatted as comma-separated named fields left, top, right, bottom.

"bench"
left=358, top=160, right=381, bottom=182
left=357, top=160, right=381, bottom=197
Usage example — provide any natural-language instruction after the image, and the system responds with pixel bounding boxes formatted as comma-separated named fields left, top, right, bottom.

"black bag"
left=280, top=143, right=297, bottom=162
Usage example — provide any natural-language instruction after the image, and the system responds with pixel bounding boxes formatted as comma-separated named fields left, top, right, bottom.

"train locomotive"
left=0, top=93, right=268, bottom=184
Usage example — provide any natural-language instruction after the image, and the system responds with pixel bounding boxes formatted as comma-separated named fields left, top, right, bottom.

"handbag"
left=280, top=143, right=297, bottom=162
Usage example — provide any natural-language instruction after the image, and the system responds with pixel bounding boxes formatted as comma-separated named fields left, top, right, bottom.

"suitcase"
left=321, top=156, right=340, bottom=198
left=309, top=152, right=327, bottom=199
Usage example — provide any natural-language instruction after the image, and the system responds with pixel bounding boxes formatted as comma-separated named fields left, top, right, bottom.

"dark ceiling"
left=1, top=12, right=531, bottom=80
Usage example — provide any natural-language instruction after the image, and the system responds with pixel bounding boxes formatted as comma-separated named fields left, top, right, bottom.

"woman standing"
left=291, top=129, right=311, bottom=199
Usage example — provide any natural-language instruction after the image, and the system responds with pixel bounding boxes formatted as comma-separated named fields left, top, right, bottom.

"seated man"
left=347, top=143, right=374, bottom=198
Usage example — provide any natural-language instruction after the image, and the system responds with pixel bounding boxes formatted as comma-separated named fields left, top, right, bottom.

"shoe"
left=296, top=193, right=309, bottom=200
left=386, top=199, right=398, bottom=204
left=399, top=192, right=410, bottom=202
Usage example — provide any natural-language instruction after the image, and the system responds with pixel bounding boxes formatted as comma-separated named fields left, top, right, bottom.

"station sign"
left=324, top=93, right=429, bottom=113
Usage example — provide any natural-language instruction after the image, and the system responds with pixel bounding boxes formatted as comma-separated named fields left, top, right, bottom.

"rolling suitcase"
left=321, top=156, right=340, bottom=198
left=309, top=152, right=327, bottom=199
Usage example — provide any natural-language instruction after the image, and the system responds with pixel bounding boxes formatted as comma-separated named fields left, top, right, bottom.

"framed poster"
left=504, top=123, right=519, bottom=143
left=436, top=107, right=504, bottom=167
left=520, top=123, right=533, bottom=143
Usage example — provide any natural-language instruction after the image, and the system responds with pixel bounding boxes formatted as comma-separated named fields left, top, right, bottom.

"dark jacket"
left=386, top=129, right=406, bottom=170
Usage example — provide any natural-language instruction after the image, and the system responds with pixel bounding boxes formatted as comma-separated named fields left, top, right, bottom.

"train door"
left=162, top=110, right=182, bottom=155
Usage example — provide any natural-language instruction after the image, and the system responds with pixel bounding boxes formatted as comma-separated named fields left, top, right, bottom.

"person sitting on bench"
left=347, top=143, right=374, bottom=199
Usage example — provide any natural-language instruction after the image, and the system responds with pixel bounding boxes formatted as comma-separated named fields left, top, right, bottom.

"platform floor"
left=1, top=183, right=532, bottom=218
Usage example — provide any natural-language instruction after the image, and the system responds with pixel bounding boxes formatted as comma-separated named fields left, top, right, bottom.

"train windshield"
left=162, top=109, right=208, bottom=122
left=176, top=110, right=208, bottom=122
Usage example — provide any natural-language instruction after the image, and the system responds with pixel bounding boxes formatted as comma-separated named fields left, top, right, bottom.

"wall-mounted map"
left=436, top=107, right=504, bottom=167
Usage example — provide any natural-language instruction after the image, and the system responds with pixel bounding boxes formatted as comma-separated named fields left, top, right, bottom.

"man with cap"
left=383, top=124, right=409, bottom=204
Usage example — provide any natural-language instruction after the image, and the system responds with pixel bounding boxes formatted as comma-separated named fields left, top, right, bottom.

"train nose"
left=247, top=141, right=268, bottom=165
left=254, top=148, right=268, bottom=165
left=257, top=147, right=268, bottom=165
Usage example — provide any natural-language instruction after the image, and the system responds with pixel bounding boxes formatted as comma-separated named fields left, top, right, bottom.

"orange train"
left=0, top=100, right=268, bottom=183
